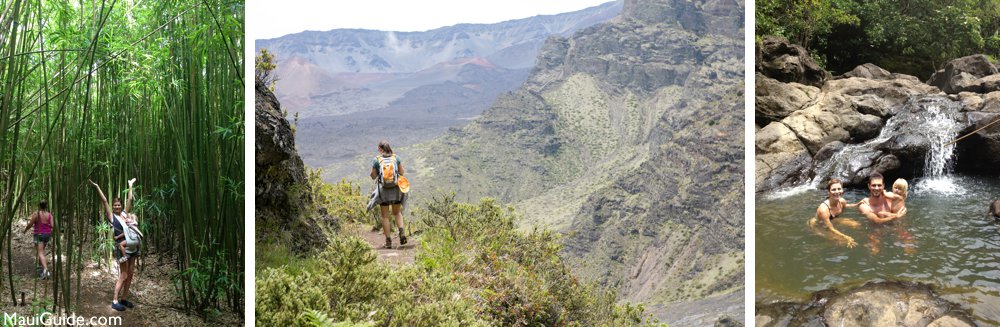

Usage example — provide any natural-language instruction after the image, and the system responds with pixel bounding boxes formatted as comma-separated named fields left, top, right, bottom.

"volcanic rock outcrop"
left=756, top=37, right=1000, bottom=192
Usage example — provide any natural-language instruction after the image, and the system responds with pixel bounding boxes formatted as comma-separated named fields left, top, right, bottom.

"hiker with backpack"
left=88, top=177, right=140, bottom=311
left=370, top=140, right=408, bottom=249
left=22, top=200, right=54, bottom=279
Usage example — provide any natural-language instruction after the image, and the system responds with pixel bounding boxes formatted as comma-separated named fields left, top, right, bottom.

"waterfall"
left=921, top=104, right=961, bottom=177
left=767, top=96, right=965, bottom=199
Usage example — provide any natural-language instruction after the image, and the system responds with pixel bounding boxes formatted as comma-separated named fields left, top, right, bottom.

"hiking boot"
left=111, top=302, right=126, bottom=311
left=384, top=237, right=392, bottom=249
left=120, top=299, right=135, bottom=309
left=400, top=233, right=408, bottom=245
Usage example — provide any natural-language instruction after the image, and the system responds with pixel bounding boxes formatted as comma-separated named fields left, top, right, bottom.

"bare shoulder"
left=858, top=198, right=872, bottom=212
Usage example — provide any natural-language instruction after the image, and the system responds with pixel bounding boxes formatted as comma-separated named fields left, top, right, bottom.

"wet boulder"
left=756, top=281, right=976, bottom=327
left=756, top=35, right=829, bottom=87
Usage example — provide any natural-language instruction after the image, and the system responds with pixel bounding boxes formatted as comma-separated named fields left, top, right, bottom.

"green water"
left=756, top=175, right=1000, bottom=324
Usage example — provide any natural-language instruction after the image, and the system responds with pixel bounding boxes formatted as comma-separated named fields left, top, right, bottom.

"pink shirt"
left=34, top=211, right=52, bottom=235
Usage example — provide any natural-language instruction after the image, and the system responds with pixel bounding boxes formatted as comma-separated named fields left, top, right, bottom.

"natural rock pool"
left=756, top=175, right=1000, bottom=325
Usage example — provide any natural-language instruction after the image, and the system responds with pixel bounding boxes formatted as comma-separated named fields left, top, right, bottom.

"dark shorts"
left=114, top=242, right=140, bottom=259
left=33, top=234, right=50, bottom=244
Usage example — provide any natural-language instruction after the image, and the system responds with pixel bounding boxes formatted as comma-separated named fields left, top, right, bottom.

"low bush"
left=256, top=182, right=664, bottom=326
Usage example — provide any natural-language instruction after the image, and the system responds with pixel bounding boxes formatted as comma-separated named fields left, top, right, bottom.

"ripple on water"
left=826, top=255, right=848, bottom=263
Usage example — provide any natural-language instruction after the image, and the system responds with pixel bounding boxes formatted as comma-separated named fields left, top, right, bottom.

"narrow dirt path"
left=6, top=220, right=242, bottom=326
left=347, top=223, right=418, bottom=266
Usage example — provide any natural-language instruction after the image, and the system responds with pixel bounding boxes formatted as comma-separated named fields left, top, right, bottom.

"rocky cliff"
left=255, top=78, right=328, bottom=251
left=412, top=0, right=745, bottom=323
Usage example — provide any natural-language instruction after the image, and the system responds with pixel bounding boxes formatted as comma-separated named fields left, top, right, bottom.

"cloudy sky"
left=248, top=0, right=614, bottom=39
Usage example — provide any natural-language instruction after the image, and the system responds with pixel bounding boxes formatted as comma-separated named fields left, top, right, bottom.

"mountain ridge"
left=409, top=0, right=745, bottom=323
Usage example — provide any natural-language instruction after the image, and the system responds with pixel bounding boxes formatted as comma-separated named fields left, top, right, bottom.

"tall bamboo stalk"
left=0, top=0, right=243, bottom=316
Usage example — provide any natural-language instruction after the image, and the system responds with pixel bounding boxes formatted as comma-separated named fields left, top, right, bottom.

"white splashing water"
left=921, top=105, right=962, bottom=177
left=762, top=184, right=816, bottom=200
left=914, top=176, right=966, bottom=196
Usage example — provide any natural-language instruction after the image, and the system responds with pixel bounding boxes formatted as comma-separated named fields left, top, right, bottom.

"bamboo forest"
left=0, top=0, right=243, bottom=324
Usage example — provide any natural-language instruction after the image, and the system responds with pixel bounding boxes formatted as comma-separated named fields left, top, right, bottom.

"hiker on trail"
left=858, top=172, right=906, bottom=223
left=22, top=200, right=54, bottom=279
left=808, top=179, right=861, bottom=248
left=88, top=178, right=139, bottom=312
left=370, top=140, right=407, bottom=249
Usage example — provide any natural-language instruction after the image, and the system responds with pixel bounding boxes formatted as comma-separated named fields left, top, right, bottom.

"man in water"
left=858, top=172, right=901, bottom=224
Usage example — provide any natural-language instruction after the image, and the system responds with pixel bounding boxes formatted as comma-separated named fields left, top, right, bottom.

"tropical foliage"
left=757, top=0, right=1000, bottom=76
left=0, top=0, right=243, bottom=317
left=256, top=181, right=663, bottom=326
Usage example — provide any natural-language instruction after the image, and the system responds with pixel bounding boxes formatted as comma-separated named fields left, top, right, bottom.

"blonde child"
left=878, top=179, right=908, bottom=219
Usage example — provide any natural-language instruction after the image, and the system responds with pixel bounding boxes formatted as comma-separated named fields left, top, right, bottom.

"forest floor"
left=3, top=220, right=243, bottom=326
left=349, top=223, right=418, bottom=266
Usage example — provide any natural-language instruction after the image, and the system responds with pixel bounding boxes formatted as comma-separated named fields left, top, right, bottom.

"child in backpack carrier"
left=115, top=213, right=141, bottom=263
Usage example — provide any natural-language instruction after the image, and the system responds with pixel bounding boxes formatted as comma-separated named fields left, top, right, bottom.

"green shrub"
left=256, top=268, right=328, bottom=326
left=256, top=184, right=663, bottom=326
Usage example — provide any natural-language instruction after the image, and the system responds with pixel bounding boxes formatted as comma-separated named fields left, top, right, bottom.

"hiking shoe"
left=384, top=237, right=392, bottom=249
left=111, top=302, right=126, bottom=311
left=400, top=234, right=408, bottom=245
left=120, top=299, right=135, bottom=308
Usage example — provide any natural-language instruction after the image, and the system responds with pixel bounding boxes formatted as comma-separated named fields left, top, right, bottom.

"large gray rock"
left=756, top=122, right=812, bottom=192
left=756, top=35, right=828, bottom=87
left=956, top=110, right=1000, bottom=173
left=823, top=76, right=941, bottom=108
left=980, top=74, right=1000, bottom=93
left=928, top=54, right=998, bottom=94
left=755, top=73, right=819, bottom=125
left=255, top=78, right=329, bottom=252
left=772, top=76, right=938, bottom=154
left=954, top=91, right=1000, bottom=173
left=840, top=63, right=894, bottom=80
left=756, top=281, right=976, bottom=327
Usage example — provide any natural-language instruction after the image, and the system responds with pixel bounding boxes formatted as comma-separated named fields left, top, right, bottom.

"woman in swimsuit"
left=808, top=178, right=861, bottom=248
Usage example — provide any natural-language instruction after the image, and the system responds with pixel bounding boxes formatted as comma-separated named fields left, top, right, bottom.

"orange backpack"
left=377, top=155, right=398, bottom=187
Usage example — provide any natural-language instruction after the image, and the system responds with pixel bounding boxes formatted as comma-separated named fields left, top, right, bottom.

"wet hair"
left=893, top=179, right=909, bottom=198
left=869, top=172, right=884, bottom=184
left=38, top=200, right=47, bottom=210
left=827, top=178, right=842, bottom=191
left=378, top=140, right=393, bottom=155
